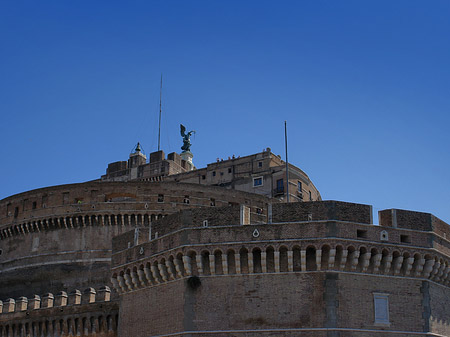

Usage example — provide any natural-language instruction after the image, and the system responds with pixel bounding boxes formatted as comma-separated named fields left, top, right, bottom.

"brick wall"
left=272, top=201, right=372, bottom=224
left=118, top=273, right=326, bottom=336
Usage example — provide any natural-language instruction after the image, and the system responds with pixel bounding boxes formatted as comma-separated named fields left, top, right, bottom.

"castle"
left=0, top=144, right=449, bottom=337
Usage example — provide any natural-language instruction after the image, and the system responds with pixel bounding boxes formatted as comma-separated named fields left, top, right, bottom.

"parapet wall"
left=272, top=200, right=373, bottom=224
left=379, top=208, right=450, bottom=237
left=0, top=181, right=270, bottom=239
left=0, top=286, right=118, bottom=337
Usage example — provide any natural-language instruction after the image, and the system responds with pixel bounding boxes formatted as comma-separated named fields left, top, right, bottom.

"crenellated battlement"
left=0, top=286, right=112, bottom=315
left=0, top=286, right=118, bottom=337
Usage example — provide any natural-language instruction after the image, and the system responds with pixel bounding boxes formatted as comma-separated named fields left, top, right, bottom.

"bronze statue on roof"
left=180, top=124, right=195, bottom=152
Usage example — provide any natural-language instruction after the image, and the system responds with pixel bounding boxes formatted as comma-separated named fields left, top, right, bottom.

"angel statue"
left=180, top=124, right=196, bottom=152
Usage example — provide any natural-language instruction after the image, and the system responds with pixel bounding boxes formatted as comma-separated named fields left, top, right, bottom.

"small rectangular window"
left=298, top=181, right=302, bottom=192
left=228, top=168, right=232, bottom=174
left=210, top=198, right=216, bottom=206
left=14, top=207, right=19, bottom=218
left=258, top=162, right=263, bottom=168
left=309, top=191, right=312, bottom=201
left=184, top=196, right=190, bottom=204
left=158, top=194, right=164, bottom=203
left=253, top=177, right=263, bottom=187
left=32, top=201, right=37, bottom=209
left=202, top=175, right=206, bottom=180
left=275, top=179, right=284, bottom=194
left=373, top=293, right=390, bottom=325
left=357, top=230, right=368, bottom=239
left=400, top=235, right=411, bottom=243
left=212, top=171, right=216, bottom=177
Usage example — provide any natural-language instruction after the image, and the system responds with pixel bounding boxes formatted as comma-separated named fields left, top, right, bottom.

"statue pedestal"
left=181, top=151, right=194, bottom=171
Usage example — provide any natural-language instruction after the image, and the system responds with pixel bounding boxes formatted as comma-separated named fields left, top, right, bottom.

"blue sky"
left=1, top=1, right=449, bottom=224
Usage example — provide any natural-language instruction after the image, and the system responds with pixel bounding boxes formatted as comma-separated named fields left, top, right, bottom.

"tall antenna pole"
left=158, top=74, right=162, bottom=151
left=285, top=121, right=290, bottom=202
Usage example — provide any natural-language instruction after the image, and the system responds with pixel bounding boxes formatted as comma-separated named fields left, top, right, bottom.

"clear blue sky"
left=1, top=1, right=449, bottom=224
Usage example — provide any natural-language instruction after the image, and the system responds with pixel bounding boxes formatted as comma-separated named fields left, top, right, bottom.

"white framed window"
left=253, top=176, right=263, bottom=187
left=373, top=293, right=390, bottom=326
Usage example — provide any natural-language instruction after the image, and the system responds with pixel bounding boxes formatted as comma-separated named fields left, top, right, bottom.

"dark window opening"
left=202, top=175, right=206, bottom=180
left=184, top=196, right=190, bottom=204
left=275, top=179, right=284, bottom=194
left=32, top=201, right=37, bottom=209
left=357, top=230, right=368, bottom=239
left=212, top=171, right=216, bottom=177
left=210, top=198, right=216, bottom=206
left=400, top=235, right=411, bottom=243
left=158, top=194, right=164, bottom=203
left=220, top=172, right=224, bottom=176
left=14, top=207, right=19, bottom=218
left=258, top=162, right=263, bottom=168
left=228, top=168, right=232, bottom=173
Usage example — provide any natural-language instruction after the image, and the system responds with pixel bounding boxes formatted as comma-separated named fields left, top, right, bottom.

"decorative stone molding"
left=112, top=240, right=450, bottom=295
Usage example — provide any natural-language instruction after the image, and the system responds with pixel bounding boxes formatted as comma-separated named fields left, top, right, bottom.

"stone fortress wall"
left=0, top=147, right=449, bottom=337
left=111, top=201, right=450, bottom=337
left=0, top=181, right=270, bottom=299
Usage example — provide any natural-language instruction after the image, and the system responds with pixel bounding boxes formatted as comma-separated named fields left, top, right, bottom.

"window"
left=210, top=198, right=216, bottom=206
left=373, top=293, right=390, bottom=325
left=357, top=230, right=368, bottom=239
left=32, top=201, right=37, bottom=210
left=400, top=235, right=411, bottom=243
left=184, top=196, right=190, bottom=204
left=158, top=194, right=164, bottom=203
left=309, top=191, right=312, bottom=201
left=253, top=177, right=263, bottom=187
left=298, top=181, right=302, bottom=192
left=14, top=207, right=19, bottom=218
left=275, top=179, right=284, bottom=194
left=228, top=168, right=232, bottom=174
left=258, top=162, right=263, bottom=168
left=212, top=171, right=216, bottom=177
left=202, top=175, right=206, bottom=180
left=220, top=172, right=224, bottom=176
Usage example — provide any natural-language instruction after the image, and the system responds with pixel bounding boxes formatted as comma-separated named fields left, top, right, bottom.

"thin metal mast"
left=158, top=74, right=162, bottom=151
left=285, top=121, right=290, bottom=202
